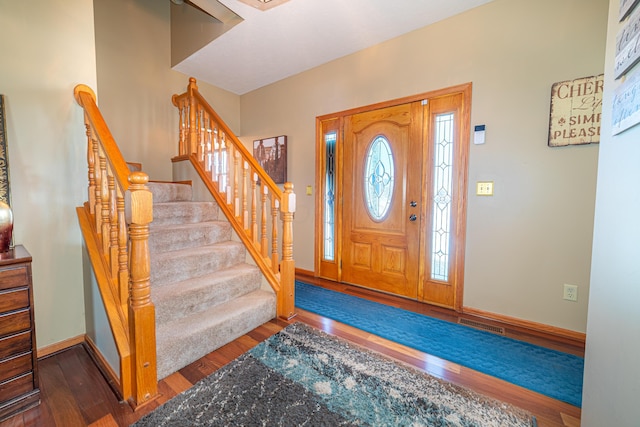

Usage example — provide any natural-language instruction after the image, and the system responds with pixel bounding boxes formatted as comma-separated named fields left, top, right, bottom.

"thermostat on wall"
left=474, top=125, right=486, bottom=145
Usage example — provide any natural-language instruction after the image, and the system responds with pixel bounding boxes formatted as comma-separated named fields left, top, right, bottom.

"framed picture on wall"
left=0, top=95, right=10, bottom=205
left=548, top=74, right=604, bottom=147
left=253, top=135, right=287, bottom=184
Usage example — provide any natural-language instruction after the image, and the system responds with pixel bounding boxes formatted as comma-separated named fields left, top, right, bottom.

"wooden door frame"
left=315, top=83, right=472, bottom=311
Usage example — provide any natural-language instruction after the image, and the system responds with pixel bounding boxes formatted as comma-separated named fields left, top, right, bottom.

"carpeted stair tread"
left=156, top=289, right=276, bottom=379
left=149, top=221, right=231, bottom=254
left=151, top=241, right=246, bottom=287
left=148, top=181, right=193, bottom=203
left=152, top=201, right=219, bottom=226
left=153, top=263, right=262, bottom=325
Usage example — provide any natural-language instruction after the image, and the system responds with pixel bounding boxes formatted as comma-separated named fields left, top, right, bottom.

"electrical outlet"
left=563, top=284, right=578, bottom=302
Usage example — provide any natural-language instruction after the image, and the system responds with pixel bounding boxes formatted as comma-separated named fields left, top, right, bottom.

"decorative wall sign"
left=615, top=7, right=640, bottom=79
left=620, top=0, right=640, bottom=21
left=548, top=74, right=604, bottom=147
left=253, top=135, right=287, bottom=184
left=0, top=95, right=10, bottom=205
left=612, top=72, right=640, bottom=135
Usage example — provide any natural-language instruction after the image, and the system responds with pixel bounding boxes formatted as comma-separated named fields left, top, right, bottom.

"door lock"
left=410, top=200, right=417, bottom=207
left=409, top=214, right=417, bottom=221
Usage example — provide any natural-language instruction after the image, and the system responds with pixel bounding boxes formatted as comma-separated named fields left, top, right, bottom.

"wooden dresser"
left=0, top=245, right=40, bottom=421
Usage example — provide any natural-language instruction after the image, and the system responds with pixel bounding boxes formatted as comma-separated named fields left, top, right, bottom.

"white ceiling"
left=176, top=0, right=493, bottom=95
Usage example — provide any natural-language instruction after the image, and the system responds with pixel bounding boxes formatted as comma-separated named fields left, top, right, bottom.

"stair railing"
left=172, top=78, right=296, bottom=320
left=74, top=85, right=158, bottom=409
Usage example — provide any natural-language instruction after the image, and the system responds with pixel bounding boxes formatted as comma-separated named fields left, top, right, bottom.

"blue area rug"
left=295, top=281, right=584, bottom=407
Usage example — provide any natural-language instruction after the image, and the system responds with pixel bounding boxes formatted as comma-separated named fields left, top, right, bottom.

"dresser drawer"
left=0, top=246, right=38, bottom=417
left=0, top=309, right=31, bottom=338
left=0, top=266, right=29, bottom=291
left=0, top=289, right=29, bottom=314
left=0, top=353, right=32, bottom=384
left=0, top=372, right=33, bottom=402
left=0, top=332, right=31, bottom=360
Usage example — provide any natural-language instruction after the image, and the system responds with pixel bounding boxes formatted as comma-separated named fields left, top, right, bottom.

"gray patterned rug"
left=132, top=323, right=536, bottom=426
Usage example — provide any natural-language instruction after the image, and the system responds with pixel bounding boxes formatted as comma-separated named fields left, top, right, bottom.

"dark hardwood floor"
left=5, top=277, right=582, bottom=427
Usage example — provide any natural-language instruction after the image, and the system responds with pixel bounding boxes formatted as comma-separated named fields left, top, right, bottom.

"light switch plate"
left=476, top=181, right=494, bottom=196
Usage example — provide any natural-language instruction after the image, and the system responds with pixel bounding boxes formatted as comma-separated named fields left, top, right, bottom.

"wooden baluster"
left=100, top=156, right=110, bottom=253
left=225, top=141, right=232, bottom=206
left=251, top=172, right=258, bottom=244
left=279, top=182, right=296, bottom=319
left=212, top=127, right=219, bottom=183
left=261, top=185, right=269, bottom=257
left=218, top=134, right=224, bottom=191
left=242, top=161, right=249, bottom=227
left=117, top=185, right=129, bottom=316
left=179, top=101, right=185, bottom=156
left=204, top=114, right=212, bottom=173
left=188, top=79, right=198, bottom=155
left=221, top=134, right=229, bottom=198
left=127, top=171, right=157, bottom=408
left=197, top=107, right=204, bottom=162
left=180, top=101, right=186, bottom=156
left=234, top=150, right=240, bottom=217
left=94, top=145, right=103, bottom=233
left=171, top=94, right=185, bottom=156
left=86, top=123, right=96, bottom=215
left=184, top=101, right=189, bottom=155
left=271, top=198, right=279, bottom=272
left=108, top=173, right=118, bottom=278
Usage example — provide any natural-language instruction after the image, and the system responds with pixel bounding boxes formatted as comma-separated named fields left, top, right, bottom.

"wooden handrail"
left=74, top=85, right=158, bottom=409
left=172, top=78, right=296, bottom=319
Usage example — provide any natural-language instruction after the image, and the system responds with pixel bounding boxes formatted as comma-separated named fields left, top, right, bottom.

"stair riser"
left=150, top=243, right=246, bottom=286
left=154, top=267, right=262, bottom=325
left=148, top=182, right=193, bottom=203
left=152, top=202, right=219, bottom=226
left=149, top=222, right=231, bottom=254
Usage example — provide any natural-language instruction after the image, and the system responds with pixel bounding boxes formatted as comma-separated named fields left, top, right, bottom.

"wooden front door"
left=316, top=83, right=470, bottom=310
left=341, top=102, right=423, bottom=298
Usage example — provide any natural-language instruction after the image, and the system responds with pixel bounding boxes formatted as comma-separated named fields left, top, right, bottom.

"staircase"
left=74, top=79, right=295, bottom=408
left=147, top=181, right=276, bottom=379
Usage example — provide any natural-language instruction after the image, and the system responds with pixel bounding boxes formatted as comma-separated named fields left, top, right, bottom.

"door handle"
left=409, top=214, right=417, bottom=221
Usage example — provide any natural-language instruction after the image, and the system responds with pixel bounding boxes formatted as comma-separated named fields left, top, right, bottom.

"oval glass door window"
left=364, top=135, right=394, bottom=220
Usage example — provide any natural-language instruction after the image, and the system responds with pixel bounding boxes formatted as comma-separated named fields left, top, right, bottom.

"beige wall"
left=0, top=0, right=97, bottom=348
left=0, top=0, right=241, bottom=352
left=0, top=0, right=608, bottom=351
left=88, top=0, right=241, bottom=366
left=582, top=0, right=640, bottom=424
left=93, top=0, right=241, bottom=182
left=240, top=0, right=608, bottom=332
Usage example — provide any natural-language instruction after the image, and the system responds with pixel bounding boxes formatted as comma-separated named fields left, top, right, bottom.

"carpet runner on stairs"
left=147, top=182, right=276, bottom=379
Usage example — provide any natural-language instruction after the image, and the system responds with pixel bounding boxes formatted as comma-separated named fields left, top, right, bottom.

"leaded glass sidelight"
left=431, top=113, right=454, bottom=281
left=323, top=131, right=337, bottom=261
left=364, top=135, right=394, bottom=221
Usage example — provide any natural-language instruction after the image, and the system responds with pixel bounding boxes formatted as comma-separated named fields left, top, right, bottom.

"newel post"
left=279, top=182, right=296, bottom=320
left=126, top=172, right=158, bottom=408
